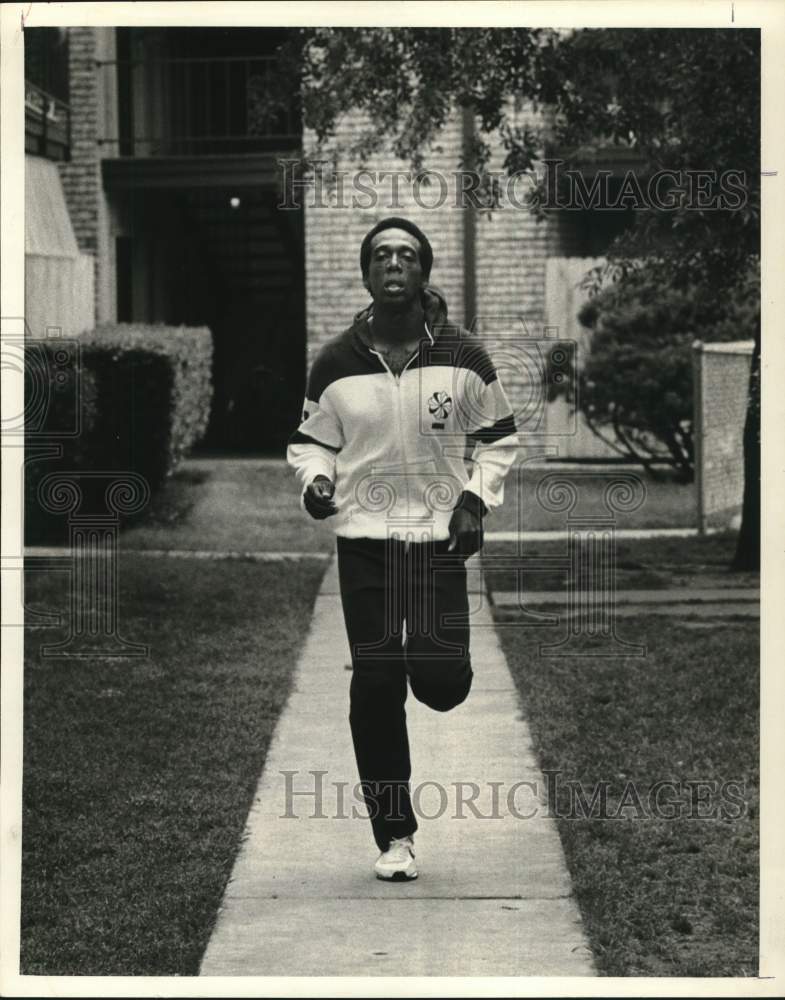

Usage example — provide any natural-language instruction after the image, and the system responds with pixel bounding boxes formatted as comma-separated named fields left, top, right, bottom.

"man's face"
left=364, top=228, right=424, bottom=308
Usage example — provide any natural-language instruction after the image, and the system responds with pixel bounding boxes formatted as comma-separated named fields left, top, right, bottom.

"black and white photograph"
left=1, top=1, right=783, bottom=994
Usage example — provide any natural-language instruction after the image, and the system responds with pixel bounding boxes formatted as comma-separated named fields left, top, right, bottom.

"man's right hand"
left=303, top=475, right=337, bottom=520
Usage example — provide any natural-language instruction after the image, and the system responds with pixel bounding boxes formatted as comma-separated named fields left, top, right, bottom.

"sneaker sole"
left=376, top=870, right=418, bottom=882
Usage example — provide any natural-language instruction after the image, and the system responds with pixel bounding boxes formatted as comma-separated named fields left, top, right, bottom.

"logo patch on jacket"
left=428, top=390, right=453, bottom=428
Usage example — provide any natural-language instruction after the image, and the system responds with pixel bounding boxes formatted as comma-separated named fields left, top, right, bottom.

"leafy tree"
left=273, top=27, right=759, bottom=289
left=572, top=265, right=759, bottom=482
left=273, top=28, right=549, bottom=170
left=542, top=29, right=759, bottom=290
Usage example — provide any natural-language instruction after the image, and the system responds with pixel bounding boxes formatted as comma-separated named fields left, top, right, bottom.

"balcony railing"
left=25, top=80, right=71, bottom=161
left=96, top=54, right=300, bottom=157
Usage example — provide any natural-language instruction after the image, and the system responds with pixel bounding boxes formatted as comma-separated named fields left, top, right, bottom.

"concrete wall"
left=25, top=254, right=94, bottom=339
left=25, top=155, right=94, bottom=337
left=543, top=256, right=619, bottom=459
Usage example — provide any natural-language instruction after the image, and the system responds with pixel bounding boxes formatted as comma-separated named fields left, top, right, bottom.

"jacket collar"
left=351, top=284, right=450, bottom=357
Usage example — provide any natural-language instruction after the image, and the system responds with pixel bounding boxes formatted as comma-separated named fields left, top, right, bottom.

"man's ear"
left=362, top=275, right=371, bottom=294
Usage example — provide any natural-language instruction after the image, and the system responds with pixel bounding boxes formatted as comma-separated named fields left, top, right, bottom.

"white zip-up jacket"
left=287, top=286, right=519, bottom=540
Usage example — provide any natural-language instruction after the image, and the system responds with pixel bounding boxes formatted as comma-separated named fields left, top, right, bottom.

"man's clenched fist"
left=447, top=491, right=486, bottom=559
left=303, top=475, right=337, bottom=520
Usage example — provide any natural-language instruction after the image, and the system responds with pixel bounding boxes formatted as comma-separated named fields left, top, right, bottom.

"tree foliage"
left=274, top=27, right=759, bottom=293
left=277, top=28, right=549, bottom=170
left=546, top=28, right=760, bottom=294
left=573, top=265, right=760, bottom=481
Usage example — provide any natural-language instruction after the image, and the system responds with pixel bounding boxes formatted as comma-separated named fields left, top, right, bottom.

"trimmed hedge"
left=90, top=323, right=213, bottom=483
left=25, top=324, right=212, bottom=544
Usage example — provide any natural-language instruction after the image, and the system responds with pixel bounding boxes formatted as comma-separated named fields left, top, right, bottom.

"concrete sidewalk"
left=200, top=556, right=596, bottom=977
left=492, top=587, right=759, bottom=606
left=492, top=587, right=760, bottom=620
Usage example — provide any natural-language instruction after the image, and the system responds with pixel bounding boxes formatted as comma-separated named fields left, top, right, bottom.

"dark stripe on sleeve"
left=288, top=430, right=342, bottom=453
left=467, top=414, right=517, bottom=444
left=307, top=329, right=379, bottom=401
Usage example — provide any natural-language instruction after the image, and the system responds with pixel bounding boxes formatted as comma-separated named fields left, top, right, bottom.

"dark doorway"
left=115, top=186, right=305, bottom=453
left=109, top=25, right=304, bottom=453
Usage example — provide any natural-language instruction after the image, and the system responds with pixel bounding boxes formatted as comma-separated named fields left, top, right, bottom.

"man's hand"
left=303, top=475, right=337, bottom=520
left=447, top=492, right=486, bottom=558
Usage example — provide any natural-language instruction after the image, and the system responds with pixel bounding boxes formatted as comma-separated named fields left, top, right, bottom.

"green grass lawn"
left=487, top=464, right=696, bottom=533
left=121, top=459, right=336, bottom=554
left=483, top=531, right=759, bottom=592
left=491, top=533, right=759, bottom=976
left=22, top=554, right=326, bottom=975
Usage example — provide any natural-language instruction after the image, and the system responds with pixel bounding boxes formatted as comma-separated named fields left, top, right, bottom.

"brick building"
left=25, top=25, right=632, bottom=455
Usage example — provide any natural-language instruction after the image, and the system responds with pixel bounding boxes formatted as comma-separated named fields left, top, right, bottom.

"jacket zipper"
left=368, top=323, right=433, bottom=551
left=369, top=349, right=418, bottom=546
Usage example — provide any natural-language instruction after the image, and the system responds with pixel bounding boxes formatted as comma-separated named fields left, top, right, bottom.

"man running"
left=287, top=217, right=518, bottom=880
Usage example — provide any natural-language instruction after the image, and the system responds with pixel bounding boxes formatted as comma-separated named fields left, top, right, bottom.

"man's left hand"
left=447, top=492, right=486, bottom=559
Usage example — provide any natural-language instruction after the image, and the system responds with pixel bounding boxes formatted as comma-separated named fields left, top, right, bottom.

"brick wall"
left=470, top=102, right=553, bottom=440
left=693, top=340, right=755, bottom=531
left=303, top=101, right=562, bottom=436
left=58, top=27, right=100, bottom=257
left=474, top=101, right=549, bottom=334
left=57, top=27, right=118, bottom=323
left=303, top=108, right=467, bottom=363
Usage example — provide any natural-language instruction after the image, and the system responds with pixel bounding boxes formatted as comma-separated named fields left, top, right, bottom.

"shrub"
left=570, top=266, right=759, bottom=481
left=25, top=324, right=212, bottom=544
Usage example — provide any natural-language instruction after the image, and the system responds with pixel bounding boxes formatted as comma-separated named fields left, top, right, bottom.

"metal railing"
left=96, top=54, right=300, bottom=156
left=25, top=80, right=71, bottom=161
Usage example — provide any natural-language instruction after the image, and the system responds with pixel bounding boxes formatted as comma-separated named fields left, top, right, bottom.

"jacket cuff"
left=455, top=489, right=488, bottom=520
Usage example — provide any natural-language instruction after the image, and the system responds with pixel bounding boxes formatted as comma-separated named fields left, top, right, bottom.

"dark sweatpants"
left=336, top=536, right=473, bottom=852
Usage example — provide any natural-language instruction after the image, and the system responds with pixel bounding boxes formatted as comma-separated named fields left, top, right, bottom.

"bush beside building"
left=25, top=324, right=213, bottom=544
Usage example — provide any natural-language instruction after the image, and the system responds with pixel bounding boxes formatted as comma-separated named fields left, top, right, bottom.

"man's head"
left=360, top=217, right=433, bottom=308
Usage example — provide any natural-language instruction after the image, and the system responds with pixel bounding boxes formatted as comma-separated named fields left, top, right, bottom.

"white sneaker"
left=374, top=836, right=418, bottom=881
